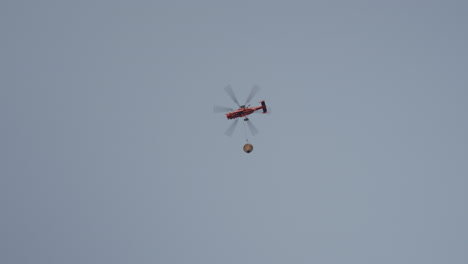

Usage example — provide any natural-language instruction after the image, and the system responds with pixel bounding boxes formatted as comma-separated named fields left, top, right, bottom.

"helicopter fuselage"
left=226, top=100, right=267, bottom=120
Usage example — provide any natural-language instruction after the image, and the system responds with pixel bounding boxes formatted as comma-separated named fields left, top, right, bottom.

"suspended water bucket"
left=243, top=143, right=253, bottom=153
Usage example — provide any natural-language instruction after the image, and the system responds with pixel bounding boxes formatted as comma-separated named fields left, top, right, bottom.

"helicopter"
left=214, top=85, right=268, bottom=136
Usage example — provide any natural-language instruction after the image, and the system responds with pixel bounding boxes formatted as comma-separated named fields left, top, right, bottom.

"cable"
left=242, top=120, right=249, bottom=142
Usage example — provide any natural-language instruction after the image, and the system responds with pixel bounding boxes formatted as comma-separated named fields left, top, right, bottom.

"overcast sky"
left=2, top=1, right=468, bottom=263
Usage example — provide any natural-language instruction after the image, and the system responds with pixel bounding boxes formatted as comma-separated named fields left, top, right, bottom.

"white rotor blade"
left=245, top=85, right=260, bottom=105
left=246, top=119, right=259, bottom=136
left=224, top=85, right=240, bottom=107
left=214, top=105, right=233, bottom=113
left=224, top=119, right=239, bottom=136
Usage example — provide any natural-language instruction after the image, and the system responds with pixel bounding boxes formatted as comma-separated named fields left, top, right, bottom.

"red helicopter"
left=214, top=85, right=268, bottom=136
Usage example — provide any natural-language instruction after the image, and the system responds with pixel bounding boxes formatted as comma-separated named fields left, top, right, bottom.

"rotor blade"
left=244, top=85, right=260, bottom=105
left=224, top=85, right=240, bottom=107
left=224, top=119, right=239, bottom=136
left=245, top=119, right=259, bottom=136
left=213, top=105, right=233, bottom=113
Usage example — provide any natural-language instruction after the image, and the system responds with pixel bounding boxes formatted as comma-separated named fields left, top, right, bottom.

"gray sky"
left=2, top=1, right=467, bottom=263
